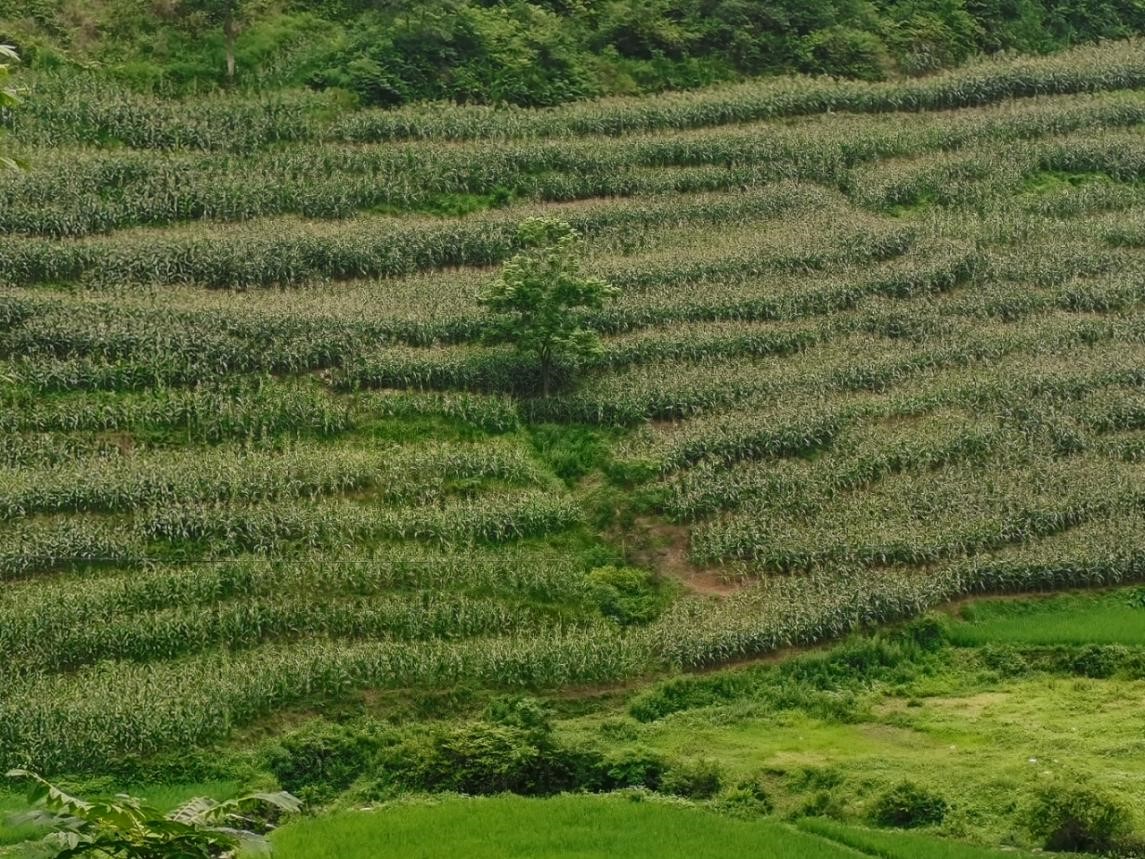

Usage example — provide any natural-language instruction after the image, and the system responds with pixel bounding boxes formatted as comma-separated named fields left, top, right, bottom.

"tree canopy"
left=478, top=218, right=618, bottom=397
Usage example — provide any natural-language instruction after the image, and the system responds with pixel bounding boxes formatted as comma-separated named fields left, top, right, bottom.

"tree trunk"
left=541, top=361, right=551, bottom=398
left=224, top=13, right=237, bottom=81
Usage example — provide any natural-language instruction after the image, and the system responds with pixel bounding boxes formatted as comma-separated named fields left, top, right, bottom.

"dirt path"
left=621, top=516, right=743, bottom=597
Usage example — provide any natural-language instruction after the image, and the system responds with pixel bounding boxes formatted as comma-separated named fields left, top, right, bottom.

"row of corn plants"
left=0, top=546, right=592, bottom=652
left=0, top=626, right=650, bottom=773
left=139, top=491, right=584, bottom=551
left=6, top=90, right=1143, bottom=235
left=2, top=590, right=558, bottom=681
left=691, top=452, right=1145, bottom=569
left=0, top=438, right=545, bottom=519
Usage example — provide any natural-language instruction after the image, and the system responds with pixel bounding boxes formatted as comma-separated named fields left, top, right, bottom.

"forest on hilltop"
left=2, top=0, right=1145, bottom=105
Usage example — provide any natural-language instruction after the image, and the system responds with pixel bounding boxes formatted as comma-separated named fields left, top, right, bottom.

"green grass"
left=796, top=818, right=1045, bottom=859
left=948, top=590, right=1145, bottom=646
left=1021, top=170, right=1114, bottom=195
left=0, top=792, right=47, bottom=849
left=262, top=794, right=1056, bottom=859
left=264, top=794, right=858, bottom=859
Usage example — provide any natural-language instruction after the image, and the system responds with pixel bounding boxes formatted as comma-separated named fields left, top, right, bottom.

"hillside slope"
left=2, top=39, right=1145, bottom=775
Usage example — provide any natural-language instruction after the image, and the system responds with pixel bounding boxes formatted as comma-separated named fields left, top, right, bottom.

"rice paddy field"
left=5, top=39, right=1145, bottom=778
left=256, top=795, right=1045, bottom=859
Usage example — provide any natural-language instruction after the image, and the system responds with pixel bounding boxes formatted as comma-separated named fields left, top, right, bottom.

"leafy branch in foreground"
left=5, top=769, right=300, bottom=858
left=478, top=217, right=618, bottom=397
left=0, top=44, right=20, bottom=172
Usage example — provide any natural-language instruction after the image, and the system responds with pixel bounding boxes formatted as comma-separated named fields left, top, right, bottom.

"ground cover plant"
left=3, top=25, right=1145, bottom=858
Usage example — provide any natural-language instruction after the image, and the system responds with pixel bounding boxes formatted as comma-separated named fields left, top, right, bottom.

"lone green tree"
left=478, top=218, right=617, bottom=397
left=0, top=44, right=21, bottom=171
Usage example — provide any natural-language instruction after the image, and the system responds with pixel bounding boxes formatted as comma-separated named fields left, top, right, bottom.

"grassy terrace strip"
left=4, top=92, right=1145, bottom=236
left=0, top=438, right=546, bottom=518
left=690, top=454, right=1145, bottom=569
left=948, top=589, right=1145, bottom=647
left=0, top=183, right=837, bottom=287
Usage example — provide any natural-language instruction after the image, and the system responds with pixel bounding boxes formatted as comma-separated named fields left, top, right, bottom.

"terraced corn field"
left=5, top=41, right=1145, bottom=773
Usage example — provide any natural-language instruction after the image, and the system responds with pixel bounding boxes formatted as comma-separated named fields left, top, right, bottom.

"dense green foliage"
left=868, top=782, right=950, bottom=829
left=4, top=770, right=300, bottom=858
left=1023, top=780, right=1135, bottom=853
left=3, top=0, right=1145, bottom=105
left=478, top=217, right=618, bottom=396
left=0, top=44, right=18, bottom=172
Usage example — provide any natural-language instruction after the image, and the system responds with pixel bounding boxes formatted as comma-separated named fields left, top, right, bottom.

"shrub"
left=800, top=27, right=890, bottom=81
left=374, top=719, right=665, bottom=796
left=868, top=781, right=949, bottom=828
left=263, top=721, right=385, bottom=804
left=786, top=766, right=845, bottom=793
left=381, top=722, right=561, bottom=796
left=1025, top=781, right=1133, bottom=853
left=716, top=772, right=774, bottom=818
left=903, top=615, right=947, bottom=652
left=660, top=758, right=723, bottom=799
left=484, top=695, right=554, bottom=732
left=591, top=747, right=667, bottom=792
left=1071, top=643, right=1131, bottom=679
left=979, top=644, right=1030, bottom=677
left=588, top=565, right=666, bottom=626
left=797, top=790, right=846, bottom=819
left=378, top=718, right=603, bottom=797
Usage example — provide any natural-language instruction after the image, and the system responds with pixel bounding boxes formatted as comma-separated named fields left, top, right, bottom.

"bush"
left=979, top=644, right=1030, bottom=677
left=587, top=565, right=667, bottom=626
left=795, top=790, right=846, bottom=820
left=869, top=781, right=949, bottom=828
left=380, top=722, right=567, bottom=796
left=800, top=27, right=890, bottom=81
left=592, top=747, right=667, bottom=792
left=627, top=671, right=752, bottom=722
left=1071, top=643, right=1131, bottom=679
left=528, top=423, right=612, bottom=482
left=716, top=772, right=774, bottom=818
left=485, top=695, right=555, bottom=732
left=660, top=758, right=723, bottom=799
left=263, top=721, right=385, bottom=804
left=374, top=719, right=665, bottom=796
left=1025, top=781, right=1133, bottom=853
left=903, top=615, right=948, bottom=652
